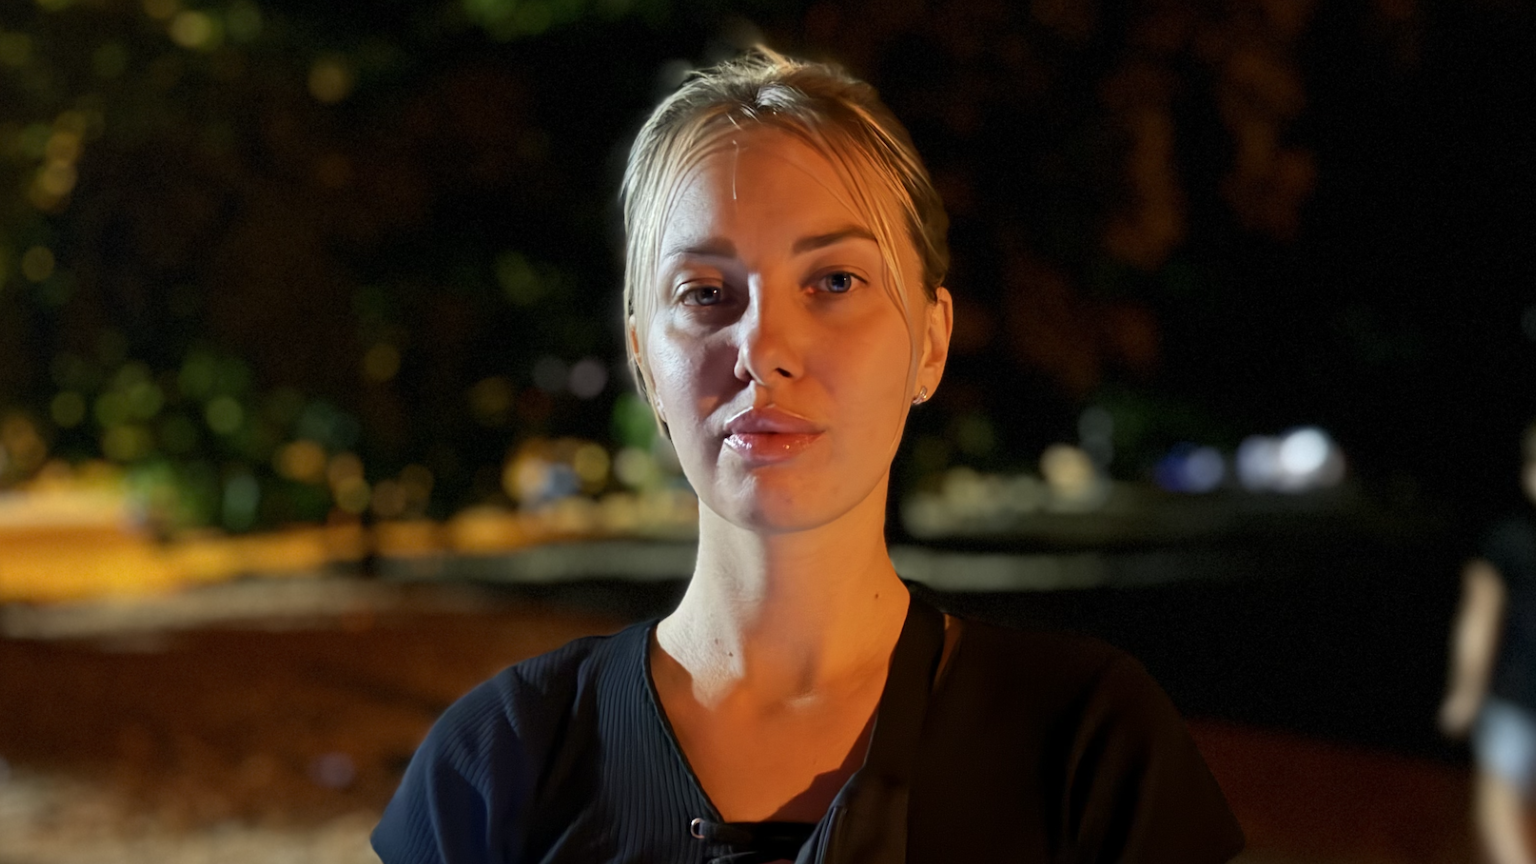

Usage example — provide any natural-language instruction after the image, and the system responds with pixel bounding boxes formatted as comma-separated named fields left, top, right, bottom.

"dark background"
left=2, top=0, right=1535, bottom=762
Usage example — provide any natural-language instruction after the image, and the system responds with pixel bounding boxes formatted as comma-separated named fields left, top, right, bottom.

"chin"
left=706, top=469, right=888, bottom=536
left=714, top=485, right=846, bottom=534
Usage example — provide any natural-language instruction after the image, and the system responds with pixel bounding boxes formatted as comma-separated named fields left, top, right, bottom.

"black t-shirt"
left=372, top=589, right=1244, bottom=863
left=1482, top=513, right=1536, bottom=712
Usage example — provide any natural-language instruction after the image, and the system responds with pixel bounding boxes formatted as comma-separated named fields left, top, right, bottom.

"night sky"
left=1, top=0, right=1533, bottom=532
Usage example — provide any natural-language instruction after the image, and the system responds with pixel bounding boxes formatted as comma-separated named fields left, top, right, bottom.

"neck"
left=658, top=479, right=910, bottom=708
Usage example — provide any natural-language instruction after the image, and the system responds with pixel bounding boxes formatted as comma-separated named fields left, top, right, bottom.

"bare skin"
left=632, top=129, right=952, bottom=822
left=1440, top=462, right=1536, bottom=864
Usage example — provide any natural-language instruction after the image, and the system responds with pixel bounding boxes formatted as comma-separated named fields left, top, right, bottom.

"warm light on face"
left=639, top=129, right=944, bottom=534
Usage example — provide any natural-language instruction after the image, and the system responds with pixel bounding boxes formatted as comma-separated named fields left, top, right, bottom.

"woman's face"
left=633, top=128, right=951, bottom=534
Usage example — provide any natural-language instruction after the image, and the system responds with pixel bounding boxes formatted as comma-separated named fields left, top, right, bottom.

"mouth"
left=722, top=406, right=826, bottom=464
left=723, top=430, right=825, bottom=463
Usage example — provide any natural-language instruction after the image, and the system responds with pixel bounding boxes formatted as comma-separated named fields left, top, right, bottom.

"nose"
left=733, top=276, right=802, bottom=390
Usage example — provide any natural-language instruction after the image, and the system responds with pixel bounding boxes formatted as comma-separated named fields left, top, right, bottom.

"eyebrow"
left=666, top=237, right=738, bottom=259
left=664, top=226, right=878, bottom=261
left=792, top=226, right=878, bottom=254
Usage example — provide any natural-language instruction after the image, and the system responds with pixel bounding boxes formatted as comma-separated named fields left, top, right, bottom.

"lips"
left=723, top=407, right=825, bottom=463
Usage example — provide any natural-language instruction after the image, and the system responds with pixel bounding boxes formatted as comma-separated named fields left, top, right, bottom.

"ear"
left=917, top=286, right=953, bottom=399
left=626, top=314, right=646, bottom=386
left=628, top=314, right=672, bottom=440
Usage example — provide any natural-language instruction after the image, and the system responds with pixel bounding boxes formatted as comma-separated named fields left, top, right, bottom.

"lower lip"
left=724, top=432, right=824, bottom=463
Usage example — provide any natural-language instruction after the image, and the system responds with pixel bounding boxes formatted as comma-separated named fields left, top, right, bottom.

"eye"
left=817, top=271, right=862, bottom=294
left=682, top=285, right=724, bottom=306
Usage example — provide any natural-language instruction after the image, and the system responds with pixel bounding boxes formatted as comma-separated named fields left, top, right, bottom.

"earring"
left=912, top=386, right=928, bottom=405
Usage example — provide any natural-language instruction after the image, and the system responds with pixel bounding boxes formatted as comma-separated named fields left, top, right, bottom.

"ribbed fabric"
left=372, top=587, right=1246, bottom=864
left=372, top=618, right=783, bottom=863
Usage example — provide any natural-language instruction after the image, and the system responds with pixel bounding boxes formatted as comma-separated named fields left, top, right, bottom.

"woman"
left=373, top=49, right=1244, bottom=863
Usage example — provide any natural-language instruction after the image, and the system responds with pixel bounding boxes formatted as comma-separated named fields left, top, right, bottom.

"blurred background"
left=1, top=0, right=1533, bottom=860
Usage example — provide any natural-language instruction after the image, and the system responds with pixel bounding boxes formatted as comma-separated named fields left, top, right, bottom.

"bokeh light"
left=20, top=246, right=54, bottom=282
left=168, top=11, right=222, bottom=51
left=469, top=377, right=514, bottom=426
left=275, top=440, right=327, bottom=483
left=308, top=56, right=355, bottom=104
left=1155, top=443, right=1226, bottom=494
left=568, top=357, right=608, bottom=400
left=1238, top=427, right=1345, bottom=492
left=361, top=344, right=401, bottom=383
left=1040, top=443, right=1101, bottom=506
left=142, top=0, right=179, bottom=21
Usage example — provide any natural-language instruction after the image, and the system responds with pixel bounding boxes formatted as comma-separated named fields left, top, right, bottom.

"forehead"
left=660, top=127, right=878, bottom=247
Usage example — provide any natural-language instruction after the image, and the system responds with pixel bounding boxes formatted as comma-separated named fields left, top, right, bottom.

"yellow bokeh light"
left=371, top=479, right=407, bottom=519
left=362, top=343, right=401, bottom=383
left=308, top=57, right=354, bottom=104
left=599, top=491, right=640, bottom=534
left=1, top=414, right=47, bottom=475
left=334, top=476, right=371, bottom=514
left=573, top=443, right=610, bottom=488
left=169, top=10, right=222, bottom=51
left=327, top=451, right=363, bottom=489
left=275, top=439, right=327, bottom=483
left=101, top=424, right=153, bottom=462
left=142, top=0, right=179, bottom=21
left=54, top=110, right=90, bottom=137
left=399, top=464, right=433, bottom=514
left=20, top=246, right=55, bottom=283
left=1040, top=443, right=1097, bottom=500
left=37, top=158, right=81, bottom=195
left=124, top=379, right=164, bottom=420
left=204, top=396, right=244, bottom=435
left=503, top=455, right=546, bottom=505
left=613, top=446, right=656, bottom=489
left=45, top=130, right=81, bottom=163
left=469, top=376, right=514, bottom=425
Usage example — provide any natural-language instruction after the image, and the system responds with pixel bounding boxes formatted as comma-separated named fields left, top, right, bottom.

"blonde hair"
left=620, top=48, right=949, bottom=436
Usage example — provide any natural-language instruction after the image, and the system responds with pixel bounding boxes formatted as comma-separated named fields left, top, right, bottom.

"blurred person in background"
left=1441, top=423, right=1536, bottom=864
left=372, top=48, right=1243, bottom=863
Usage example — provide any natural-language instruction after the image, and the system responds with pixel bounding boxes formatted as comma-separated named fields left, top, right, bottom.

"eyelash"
left=680, top=285, right=724, bottom=307
left=816, top=271, right=862, bottom=294
left=679, top=271, right=863, bottom=306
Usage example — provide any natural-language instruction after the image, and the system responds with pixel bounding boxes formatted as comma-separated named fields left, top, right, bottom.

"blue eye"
left=685, top=285, right=723, bottom=306
left=823, top=272, right=858, bottom=294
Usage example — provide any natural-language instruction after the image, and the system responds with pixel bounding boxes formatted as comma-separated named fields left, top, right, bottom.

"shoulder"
left=943, top=616, right=1245, bottom=861
left=951, top=615, right=1201, bottom=743
left=371, top=622, right=651, bottom=864
left=949, top=616, right=1144, bottom=703
left=428, top=620, right=650, bottom=774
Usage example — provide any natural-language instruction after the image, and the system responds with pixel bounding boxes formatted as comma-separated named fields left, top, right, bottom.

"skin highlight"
left=627, top=128, right=952, bottom=822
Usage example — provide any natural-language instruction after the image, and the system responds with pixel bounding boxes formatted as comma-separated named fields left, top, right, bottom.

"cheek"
left=646, top=331, right=694, bottom=403
left=645, top=323, right=737, bottom=414
left=820, top=313, right=913, bottom=405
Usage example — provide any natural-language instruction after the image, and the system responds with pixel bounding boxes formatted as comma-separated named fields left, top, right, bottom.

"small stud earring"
left=912, top=386, right=928, bottom=405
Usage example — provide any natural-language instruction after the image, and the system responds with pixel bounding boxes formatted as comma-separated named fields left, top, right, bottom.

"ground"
left=0, top=577, right=1487, bottom=863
